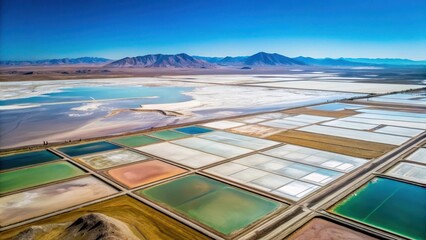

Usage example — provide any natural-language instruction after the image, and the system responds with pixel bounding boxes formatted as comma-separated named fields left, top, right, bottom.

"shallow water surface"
left=331, top=177, right=426, bottom=239
left=0, top=161, right=85, bottom=194
left=0, top=150, right=61, bottom=170
left=138, top=174, right=281, bottom=235
left=58, top=141, right=121, bottom=157
left=0, top=86, right=193, bottom=106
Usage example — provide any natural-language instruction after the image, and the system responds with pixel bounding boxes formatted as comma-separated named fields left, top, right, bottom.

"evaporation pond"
left=330, top=177, right=426, bottom=239
left=107, top=160, right=187, bottom=188
left=174, top=126, right=214, bottom=135
left=111, top=135, right=162, bottom=147
left=0, top=150, right=61, bottom=171
left=77, top=149, right=149, bottom=170
left=57, top=141, right=121, bottom=157
left=147, top=130, right=188, bottom=140
left=0, top=86, right=193, bottom=105
left=137, top=174, right=281, bottom=236
left=0, top=161, right=85, bottom=194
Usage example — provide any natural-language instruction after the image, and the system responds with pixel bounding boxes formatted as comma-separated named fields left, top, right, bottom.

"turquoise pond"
left=57, top=141, right=122, bottom=157
left=0, top=85, right=193, bottom=106
left=331, top=177, right=426, bottom=239
left=174, top=126, right=214, bottom=135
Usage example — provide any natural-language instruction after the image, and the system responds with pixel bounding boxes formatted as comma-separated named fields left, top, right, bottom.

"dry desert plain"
left=1, top=68, right=426, bottom=239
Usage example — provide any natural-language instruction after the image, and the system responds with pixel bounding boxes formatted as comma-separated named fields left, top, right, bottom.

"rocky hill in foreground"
left=13, top=213, right=139, bottom=240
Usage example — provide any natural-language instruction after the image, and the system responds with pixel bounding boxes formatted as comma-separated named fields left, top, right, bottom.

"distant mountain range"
left=194, top=56, right=225, bottom=63
left=199, top=54, right=426, bottom=67
left=218, top=56, right=248, bottom=65
left=245, top=52, right=305, bottom=66
left=196, top=53, right=360, bottom=67
left=105, top=53, right=212, bottom=68
left=106, top=52, right=305, bottom=68
left=1, top=53, right=425, bottom=68
left=343, top=58, right=426, bottom=66
left=293, top=57, right=366, bottom=66
left=198, top=53, right=305, bottom=66
left=0, top=57, right=111, bottom=66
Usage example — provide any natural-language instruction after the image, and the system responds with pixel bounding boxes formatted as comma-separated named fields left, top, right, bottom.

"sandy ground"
left=267, top=130, right=395, bottom=159
left=283, top=108, right=358, bottom=118
left=1, top=65, right=425, bottom=85
left=0, top=65, right=341, bottom=81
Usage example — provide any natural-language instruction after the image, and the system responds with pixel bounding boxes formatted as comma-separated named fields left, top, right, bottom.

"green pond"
left=0, top=150, right=61, bottom=171
left=0, top=161, right=85, bottom=194
left=111, top=135, right=162, bottom=147
left=147, top=130, right=188, bottom=141
left=138, top=174, right=281, bottom=235
left=330, top=177, right=426, bottom=239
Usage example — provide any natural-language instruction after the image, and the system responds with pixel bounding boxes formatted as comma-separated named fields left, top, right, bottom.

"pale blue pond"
left=0, top=86, right=193, bottom=106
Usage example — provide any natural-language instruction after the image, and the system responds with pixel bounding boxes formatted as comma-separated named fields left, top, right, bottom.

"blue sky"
left=1, top=0, right=425, bottom=60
